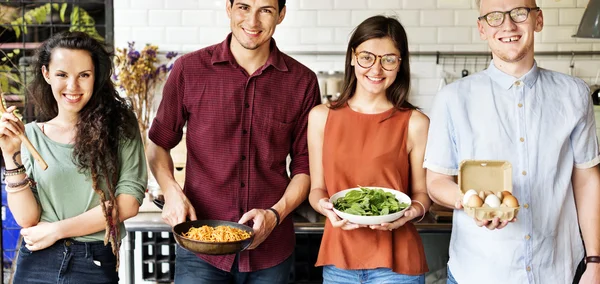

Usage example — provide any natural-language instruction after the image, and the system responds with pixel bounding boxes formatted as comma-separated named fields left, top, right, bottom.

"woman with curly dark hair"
left=0, top=31, right=147, bottom=283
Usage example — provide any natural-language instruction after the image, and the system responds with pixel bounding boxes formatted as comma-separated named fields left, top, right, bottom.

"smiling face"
left=41, top=48, right=94, bottom=117
left=352, top=37, right=401, bottom=97
left=478, top=0, right=543, bottom=65
left=226, top=0, right=285, bottom=52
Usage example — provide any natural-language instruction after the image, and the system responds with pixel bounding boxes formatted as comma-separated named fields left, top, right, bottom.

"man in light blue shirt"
left=425, top=0, right=600, bottom=283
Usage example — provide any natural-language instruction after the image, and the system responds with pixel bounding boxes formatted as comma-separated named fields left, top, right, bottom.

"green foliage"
left=0, top=49, right=23, bottom=95
left=333, top=187, right=409, bottom=216
left=8, top=3, right=103, bottom=42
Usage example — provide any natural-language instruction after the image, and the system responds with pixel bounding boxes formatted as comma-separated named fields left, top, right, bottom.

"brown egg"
left=467, top=194, right=484, bottom=208
left=483, top=190, right=494, bottom=198
left=501, top=191, right=513, bottom=198
left=502, top=195, right=519, bottom=207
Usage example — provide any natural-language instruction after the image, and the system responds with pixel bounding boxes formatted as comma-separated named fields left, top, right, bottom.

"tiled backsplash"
left=114, top=0, right=600, bottom=113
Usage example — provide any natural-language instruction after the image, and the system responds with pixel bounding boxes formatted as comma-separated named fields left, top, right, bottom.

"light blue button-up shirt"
left=424, top=61, right=599, bottom=284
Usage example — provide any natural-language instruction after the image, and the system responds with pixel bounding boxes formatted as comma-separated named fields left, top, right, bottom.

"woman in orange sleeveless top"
left=307, top=15, right=431, bottom=283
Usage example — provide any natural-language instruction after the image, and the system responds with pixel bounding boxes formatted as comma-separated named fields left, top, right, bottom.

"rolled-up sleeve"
left=148, top=57, right=187, bottom=150
left=115, top=132, right=148, bottom=205
left=424, top=85, right=459, bottom=176
left=289, top=72, right=320, bottom=177
left=571, top=79, right=600, bottom=169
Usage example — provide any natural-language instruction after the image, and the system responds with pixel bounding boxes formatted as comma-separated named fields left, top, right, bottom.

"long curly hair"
left=28, top=31, right=138, bottom=269
left=331, top=15, right=417, bottom=112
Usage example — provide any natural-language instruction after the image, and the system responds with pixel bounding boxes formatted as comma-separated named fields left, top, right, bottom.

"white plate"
left=330, top=187, right=411, bottom=225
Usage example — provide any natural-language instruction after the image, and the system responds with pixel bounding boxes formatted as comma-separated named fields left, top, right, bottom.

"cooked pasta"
left=183, top=225, right=252, bottom=242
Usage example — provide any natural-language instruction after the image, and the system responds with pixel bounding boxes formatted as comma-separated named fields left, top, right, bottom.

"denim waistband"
left=47, top=238, right=114, bottom=257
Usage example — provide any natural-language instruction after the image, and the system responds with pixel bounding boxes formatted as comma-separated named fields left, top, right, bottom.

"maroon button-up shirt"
left=149, top=34, right=320, bottom=272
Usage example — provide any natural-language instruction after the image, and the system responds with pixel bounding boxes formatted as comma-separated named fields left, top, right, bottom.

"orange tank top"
left=315, top=105, right=428, bottom=275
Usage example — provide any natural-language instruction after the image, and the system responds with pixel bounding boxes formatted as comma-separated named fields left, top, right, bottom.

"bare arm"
left=307, top=104, right=329, bottom=214
left=406, top=110, right=431, bottom=216
left=5, top=152, right=41, bottom=228
left=572, top=166, right=600, bottom=282
left=20, top=194, right=140, bottom=251
left=426, top=169, right=459, bottom=209
left=272, top=174, right=310, bottom=222
left=146, top=140, right=178, bottom=195
left=572, top=166, right=600, bottom=256
left=146, top=140, right=196, bottom=226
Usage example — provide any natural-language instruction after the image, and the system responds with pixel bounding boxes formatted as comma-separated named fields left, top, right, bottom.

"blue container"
left=2, top=183, right=21, bottom=267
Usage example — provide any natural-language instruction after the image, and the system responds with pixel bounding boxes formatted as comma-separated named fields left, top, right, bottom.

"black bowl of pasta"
left=172, top=220, right=254, bottom=255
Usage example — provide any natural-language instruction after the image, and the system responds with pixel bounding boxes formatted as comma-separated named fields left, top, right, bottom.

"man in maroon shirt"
left=146, top=0, right=320, bottom=283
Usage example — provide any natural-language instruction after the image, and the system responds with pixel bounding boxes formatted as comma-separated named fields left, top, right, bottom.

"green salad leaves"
left=333, top=187, right=409, bottom=216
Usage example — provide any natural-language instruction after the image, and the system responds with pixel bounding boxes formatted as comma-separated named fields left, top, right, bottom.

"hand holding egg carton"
left=458, top=160, right=520, bottom=221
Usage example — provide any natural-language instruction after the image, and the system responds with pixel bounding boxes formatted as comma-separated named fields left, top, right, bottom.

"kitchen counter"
left=124, top=211, right=452, bottom=233
left=122, top=212, right=452, bottom=284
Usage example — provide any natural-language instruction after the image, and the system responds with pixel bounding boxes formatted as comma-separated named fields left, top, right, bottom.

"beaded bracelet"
left=411, top=200, right=426, bottom=223
left=3, top=167, right=26, bottom=177
left=6, top=176, right=31, bottom=189
left=4, top=165, right=25, bottom=175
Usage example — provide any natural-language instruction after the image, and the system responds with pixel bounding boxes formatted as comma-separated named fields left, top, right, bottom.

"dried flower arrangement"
left=113, top=42, right=177, bottom=143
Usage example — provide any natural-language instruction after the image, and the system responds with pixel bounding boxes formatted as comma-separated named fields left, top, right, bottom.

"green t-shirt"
left=22, top=123, right=147, bottom=242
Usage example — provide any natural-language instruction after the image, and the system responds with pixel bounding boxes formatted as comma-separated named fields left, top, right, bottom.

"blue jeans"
left=322, top=265, right=425, bottom=284
left=174, top=245, right=292, bottom=284
left=447, top=266, right=458, bottom=284
left=13, top=239, right=118, bottom=284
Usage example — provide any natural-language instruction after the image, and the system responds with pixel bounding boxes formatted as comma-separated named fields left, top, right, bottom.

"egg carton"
left=458, top=160, right=520, bottom=221
left=463, top=205, right=519, bottom=221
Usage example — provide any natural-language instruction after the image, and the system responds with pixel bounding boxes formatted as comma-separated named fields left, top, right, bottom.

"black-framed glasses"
left=478, top=7, right=541, bottom=27
left=354, top=51, right=401, bottom=71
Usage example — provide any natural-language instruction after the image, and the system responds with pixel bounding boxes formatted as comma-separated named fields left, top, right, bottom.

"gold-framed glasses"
left=478, top=7, right=541, bottom=27
left=354, top=51, right=400, bottom=71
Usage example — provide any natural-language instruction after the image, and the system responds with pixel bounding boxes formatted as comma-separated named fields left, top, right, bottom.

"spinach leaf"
left=333, top=187, right=410, bottom=216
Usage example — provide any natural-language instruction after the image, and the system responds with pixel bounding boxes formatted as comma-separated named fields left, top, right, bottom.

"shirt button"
left=65, top=240, right=72, bottom=247
left=242, top=129, right=248, bottom=134
left=241, top=182, right=245, bottom=188
left=520, top=137, right=525, bottom=142
left=518, top=103, right=523, bottom=108
left=523, top=203, right=529, bottom=209
left=515, top=81, right=522, bottom=86
left=522, top=171, right=527, bottom=176
left=526, top=266, right=531, bottom=272
left=245, top=103, right=250, bottom=108
left=525, top=235, right=531, bottom=240
left=241, top=155, right=246, bottom=160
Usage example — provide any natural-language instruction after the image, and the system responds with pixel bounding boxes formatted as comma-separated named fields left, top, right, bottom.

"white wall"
left=114, top=0, right=600, bottom=112
left=114, top=0, right=600, bottom=113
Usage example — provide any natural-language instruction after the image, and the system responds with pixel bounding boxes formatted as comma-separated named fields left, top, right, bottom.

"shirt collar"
left=485, top=60, right=540, bottom=90
left=211, top=33, right=288, bottom=72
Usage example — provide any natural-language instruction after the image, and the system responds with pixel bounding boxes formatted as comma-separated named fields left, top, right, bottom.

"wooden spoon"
left=0, top=94, right=48, bottom=170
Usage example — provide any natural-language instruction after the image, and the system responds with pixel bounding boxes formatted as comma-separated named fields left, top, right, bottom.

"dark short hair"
left=229, top=0, right=286, bottom=12
left=331, top=15, right=416, bottom=111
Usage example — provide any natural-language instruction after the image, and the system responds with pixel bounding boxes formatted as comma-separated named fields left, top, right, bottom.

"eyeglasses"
left=478, top=7, right=541, bottom=27
left=354, top=51, right=401, bottom=71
